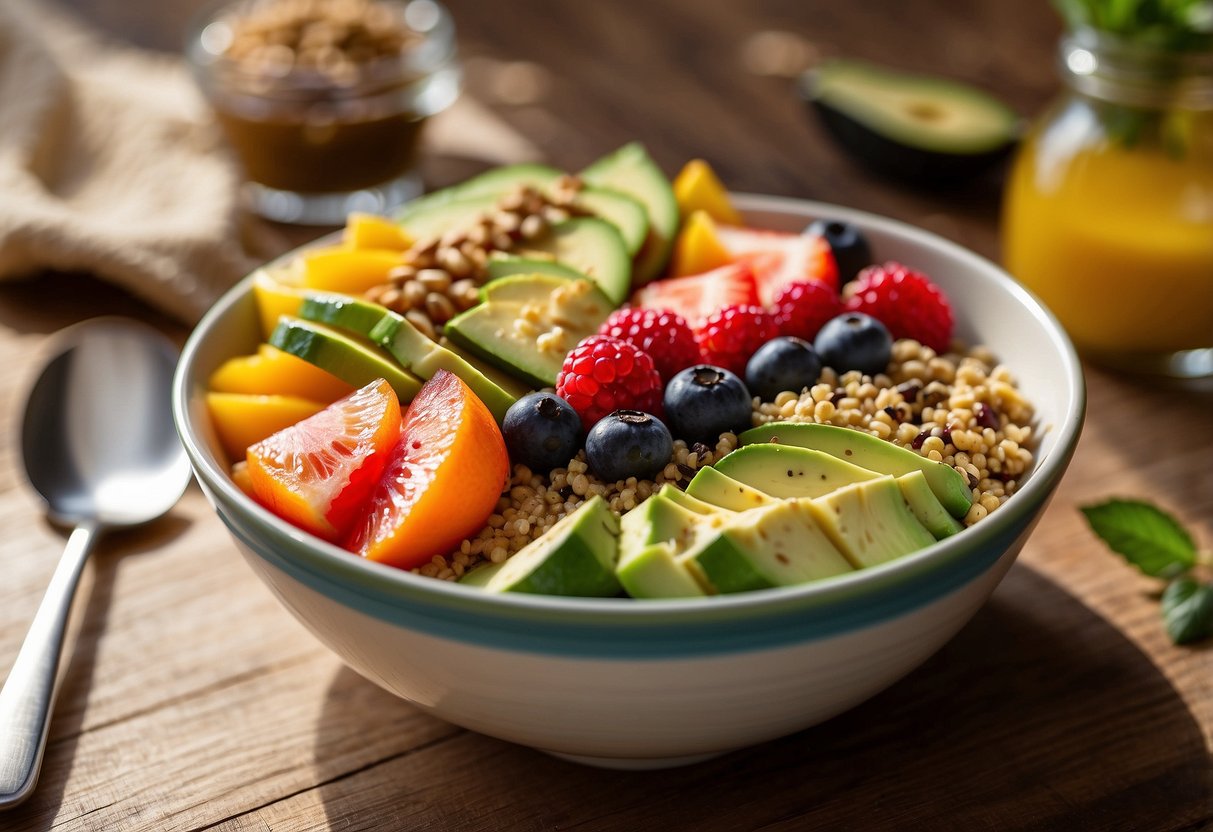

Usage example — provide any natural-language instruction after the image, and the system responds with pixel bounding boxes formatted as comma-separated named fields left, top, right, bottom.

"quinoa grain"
left=415, top=339, right=1035, bottom=583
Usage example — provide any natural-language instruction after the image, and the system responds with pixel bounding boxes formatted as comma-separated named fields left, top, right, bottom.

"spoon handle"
left=0, top=523, right=99, bottom=809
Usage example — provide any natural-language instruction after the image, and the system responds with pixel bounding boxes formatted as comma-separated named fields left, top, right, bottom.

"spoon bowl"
left=0, top=318, right=191, bottom=809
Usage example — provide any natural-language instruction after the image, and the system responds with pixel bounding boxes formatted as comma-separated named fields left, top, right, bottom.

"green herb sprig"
left=1082, top=499, right=1213, bottom=644
left=1054, top=0, right=1213, bottom=51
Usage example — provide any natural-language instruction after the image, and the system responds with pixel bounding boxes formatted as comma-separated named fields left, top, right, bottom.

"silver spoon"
left=0, top=318, right=192, bottom=809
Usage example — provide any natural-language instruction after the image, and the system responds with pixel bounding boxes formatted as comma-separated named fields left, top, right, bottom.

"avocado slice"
left=685, top=466, right=778, bottom=512
left=581, top=142, right=679, bottom=282
left=292, top=293, right=530, bottom=423
left=616, top=491, right=711, bottom=598
left=400, top=172, right=644, bottom=259
left=574, top=187, right=649, bottom=256
left=513, top=218, right=632, bottom=305
left=463, top=496, right=622, bottom=597
left=713, top=444, right=879, bottom=499
left=658, top=485, right=728, bottom=516
left=398, top=193, right=497, bottom=242
left=267, top=317, right=422, bottom=403
left=444, top=275, right=614, bottom=388
left=740, top=422, right=974, bottom=519
left=486, top=256, right=586, bottom=283
left=682, top=499, right=853, bottom=594
left=896, top=471, right=965, bottom=539
left=807, top=476, right=937, bottom=569
left=801, top=59, right=1019, bottom=183
left=397, top=163, right=564, bottom=223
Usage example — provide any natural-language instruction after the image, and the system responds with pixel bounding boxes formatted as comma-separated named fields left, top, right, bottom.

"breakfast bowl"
left=172, top=193, right=1085, bottom=769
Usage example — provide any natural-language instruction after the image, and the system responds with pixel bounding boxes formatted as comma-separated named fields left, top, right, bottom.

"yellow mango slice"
left=252, top=270, right=310, bottom=339
left=673, top=159, right=743, bottom=226
left=669, top=210, right=733, bottom=277
left=344, top=213, right=414, bottom=251
left=209, top=344, right=355, bottom=403
left=206, top=392, right=327, bottom=462
left=301, top=246, right=403, bottom=295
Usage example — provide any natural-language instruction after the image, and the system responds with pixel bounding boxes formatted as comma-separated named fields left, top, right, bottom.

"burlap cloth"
left=0, top=0, right=540, bottom=324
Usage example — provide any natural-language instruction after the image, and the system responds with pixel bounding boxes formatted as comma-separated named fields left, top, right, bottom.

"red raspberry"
left=693, top=304, right=780, bottom=376
left=599, top=307, right=701, bottom=382
left=555, top=335, right=663, bottom=428
left=843, top=262, right=954, bottom=353
left=772, top=279, right=843, bottom=341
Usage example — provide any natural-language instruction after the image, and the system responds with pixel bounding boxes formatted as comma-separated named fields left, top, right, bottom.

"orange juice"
left=1003, top=115, right=1213, bottom=359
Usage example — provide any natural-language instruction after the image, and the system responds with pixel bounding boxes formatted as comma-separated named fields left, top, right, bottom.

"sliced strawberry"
left=715, top=226, right=839, bottom=303
left=631, top=261, right=759, bottom=325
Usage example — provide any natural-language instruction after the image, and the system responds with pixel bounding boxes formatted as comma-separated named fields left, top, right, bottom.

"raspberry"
left=843, top=262, right=954, bottom=353
left=693, top=304, right=780, bottom=377
left=599, top=307, right=701, bottom=382
left=772, top=279, right=843, bottom=341
left=555, top=335, right=663, bottom=428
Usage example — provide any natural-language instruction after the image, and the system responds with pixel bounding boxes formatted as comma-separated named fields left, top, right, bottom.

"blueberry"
left=806, top=218, right=872, bottom=284
left=744, top=337, right=823, bottom=402
left=502, top=392, right=582, bottom=471
left=814, top=313, right=893, bottom=377
left=585, top=410, right=673, bottom=482
left=663, top=365, right=753, bottom=444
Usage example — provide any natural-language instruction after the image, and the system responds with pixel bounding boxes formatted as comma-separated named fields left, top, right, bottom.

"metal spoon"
left=0, top=318, right=192, bottom=809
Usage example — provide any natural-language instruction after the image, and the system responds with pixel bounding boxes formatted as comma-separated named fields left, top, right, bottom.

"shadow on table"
left=309, top=563, right=1211, bottom=832
left=3, top=514, right=193, bottom=832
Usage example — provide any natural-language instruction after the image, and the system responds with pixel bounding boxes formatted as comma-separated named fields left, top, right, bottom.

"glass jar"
left=188, top=0, right=460, bottom=225
left=1002, top=28, right=1213, bottom=378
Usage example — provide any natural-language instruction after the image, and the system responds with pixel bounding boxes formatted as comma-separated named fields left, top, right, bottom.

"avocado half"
left=800, top=59, right=1021, bottom=183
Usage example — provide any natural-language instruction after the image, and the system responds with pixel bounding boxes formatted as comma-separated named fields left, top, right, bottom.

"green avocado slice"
left=295, top=293, right=529, bottom=423
left=740, top=422, right=974, bottom=519
left=444, top=275, right=614, bottom=388
left=462, top=496, right=622, bottom=597
left=486, top=256, right=586, bottom=283
left=581, top=142, right=678, bottom=282
left=713, top=444, right=879, bottom=499
left=267, top=317, right=422, bottom=403
left=807, top=476, right=937, bottom=569
left=681, top=499, right=853, bottom=594
left=685, top=466, right=778, bottom=512
left=513, top=218, right=632, bottom=305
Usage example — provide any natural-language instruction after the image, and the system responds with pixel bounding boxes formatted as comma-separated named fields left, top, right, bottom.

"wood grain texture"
left=7, top=0, right=1213, bottom=829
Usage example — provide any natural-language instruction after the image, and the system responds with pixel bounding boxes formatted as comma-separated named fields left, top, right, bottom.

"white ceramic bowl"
left=172, top=195, right=1085, bottom=769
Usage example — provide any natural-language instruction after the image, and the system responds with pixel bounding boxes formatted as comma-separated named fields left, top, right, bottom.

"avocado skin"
left=808, top=100, right=1015, bottom=184
left=799, top=61, right=1019, bottom=185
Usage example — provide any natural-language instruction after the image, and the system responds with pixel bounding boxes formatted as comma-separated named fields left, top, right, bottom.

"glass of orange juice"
left=1002, top=27, right=1213, bottom=378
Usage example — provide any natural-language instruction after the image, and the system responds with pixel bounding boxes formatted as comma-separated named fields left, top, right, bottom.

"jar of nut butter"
left=188, top=0, right=460, bottom=224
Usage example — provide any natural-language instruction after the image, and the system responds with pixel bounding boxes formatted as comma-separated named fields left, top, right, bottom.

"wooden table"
left=4, top=1, right=1211, bottom=829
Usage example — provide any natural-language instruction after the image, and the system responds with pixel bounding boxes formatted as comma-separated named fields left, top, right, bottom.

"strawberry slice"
left=715, top=226, right=839, bottom=303
left=631, top=261, right=760, bottom=325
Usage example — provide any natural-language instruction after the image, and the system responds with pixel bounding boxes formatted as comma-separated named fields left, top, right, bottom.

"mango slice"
left=669, top=210, right=734, bottom=277
left=209, top=344, right=355, bottom=403
left=673, top=159, right=743, bottom=226
left=344, top=213, right=414, bottom=251
left=301, top=246, right=404, bottom=295
left=252, top=270, right=310, bottom=340
left=206, top=392, right=327, bottom=462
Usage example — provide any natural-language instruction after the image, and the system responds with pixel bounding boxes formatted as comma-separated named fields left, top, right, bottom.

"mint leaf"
left=1081, top=499, right=1196, bottom=577
left=1161, top=578, right=1213, bottom=645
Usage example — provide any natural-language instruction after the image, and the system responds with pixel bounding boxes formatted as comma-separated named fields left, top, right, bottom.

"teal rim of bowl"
left=172, top=194, right=1086, bottom=651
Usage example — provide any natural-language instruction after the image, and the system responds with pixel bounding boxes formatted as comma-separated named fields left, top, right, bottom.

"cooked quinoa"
left=415, top=338, right=1036, bottom=581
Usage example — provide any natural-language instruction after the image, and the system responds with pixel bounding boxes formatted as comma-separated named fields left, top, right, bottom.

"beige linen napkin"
left=0, top=1, right=544, bottom=325
left=0, top=0, right=256, bottom=324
